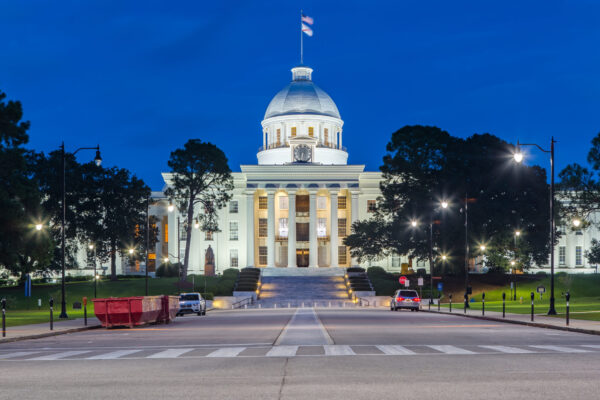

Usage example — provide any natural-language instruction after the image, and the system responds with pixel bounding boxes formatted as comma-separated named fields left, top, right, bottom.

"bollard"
left=438, top=296, right=441, bottom=312
left=464, top=293, right=467, bottom=314
left=288, top=303, right=290, bottom=308
left=49, top=297, right=54, bottom=330
left=502, top=292, right=506, bottom=318
left=83, top=297, right=88, bottom=326
left=449, top=294, right=452, bottom=313
left=302, top=302, right=304, bottom=308
left=482, top=292, right=485, bottom=316
left=1, top=298, right=6, bottom=338
left=565, top=291, right=570, bottom=326
left=530, top=292, right=534, bottom=322
left=329, top=301, right=331, bottom=308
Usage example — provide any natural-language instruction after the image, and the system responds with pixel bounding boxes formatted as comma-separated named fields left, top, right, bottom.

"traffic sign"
left=405, top=280, right=410, bottom=288
left=417, top=278, right=424, bottom=287
left=399, top=276, right=407, bottom=285
left=536, top=285, right=546, bottom=294
left=437, top=282, right=443, bottom=291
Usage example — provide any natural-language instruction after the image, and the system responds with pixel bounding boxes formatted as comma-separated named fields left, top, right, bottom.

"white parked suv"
left=177, top=293, right=207, bottom=316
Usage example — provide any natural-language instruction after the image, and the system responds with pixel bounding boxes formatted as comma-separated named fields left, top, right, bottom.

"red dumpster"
left=158, top=295, right=180, bottom=324
left=93, top=296, right=163, bottom=328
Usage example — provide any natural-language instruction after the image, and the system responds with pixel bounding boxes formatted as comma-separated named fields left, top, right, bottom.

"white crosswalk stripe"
left=376, top=345, right=416, bottom=355
left=266, top=346, right=298, bottom=357
left=324, top=345, right=355, bottom=356
left=87, top=350, right=143, bottom=360
left=0, top=351, right=40, bottom=359
left=30, top=351, right=92, bottom=360
left=1, top=344, right=598, bottom=361
left=427, top=345, right=476, bottom=355
left=206, top=347, right=246, bottom=358
left=529, top=345, right=591, bottom=353
left=147, top=348, right=195, bottom=359
left=478, top=345, right=534, bottom=354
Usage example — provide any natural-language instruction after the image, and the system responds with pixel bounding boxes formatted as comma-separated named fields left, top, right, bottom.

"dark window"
left=259, top=197, right=268, bottom=209
left=296, top=195, right=309, bottom=212
left=367, top=200, right=377, bottom=213
left=259, top=218, right=268, bottom=237
left=338, top=218, right=347, bottom=237
left=338, top=196, right=347, bottom=209
left=296, top=223, right=309, bottom=241
left=259, top=246, right=268, bottom=265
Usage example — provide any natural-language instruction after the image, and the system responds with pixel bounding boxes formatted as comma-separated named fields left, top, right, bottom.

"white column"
left=267, top=191, right=275, bottom=268
left=309, top=192, right=318, bottom=268
left=246, top=192, right=255, bottom=267
left=263, top=131, right=266, bottom=150
left=330, top=191, right=338, bottom=268
left=350, top=191, right=359, bottom=266
left=287, top=192, right=296, bottom=268
left=339, top=131, right=343, bottom=149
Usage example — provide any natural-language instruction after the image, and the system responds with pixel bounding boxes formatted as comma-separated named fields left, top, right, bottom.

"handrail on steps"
left=232, top=297, right=254, bottom=309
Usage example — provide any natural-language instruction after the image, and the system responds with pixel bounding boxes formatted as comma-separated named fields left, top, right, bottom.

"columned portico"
left=267, top=191, right=275, bottom=268
left=309, top=191, right=318, bottom=268
left=330, top=191, right=338, bottom=268
left=246, top=191, right=255, bottom=266
left=287, top=191, right=296, bottom=268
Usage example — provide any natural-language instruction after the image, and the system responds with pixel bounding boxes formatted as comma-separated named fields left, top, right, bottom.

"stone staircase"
left=254, top=276, right=353, bottom=308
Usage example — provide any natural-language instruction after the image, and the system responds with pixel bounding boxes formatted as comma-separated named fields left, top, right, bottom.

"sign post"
left=536, top=285, right=546, bottom=300
left=417, top=277, right=423, bottom=300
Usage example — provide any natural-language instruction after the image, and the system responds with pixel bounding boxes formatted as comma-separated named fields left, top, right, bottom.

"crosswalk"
left=0, top=344, right=598, bottom=361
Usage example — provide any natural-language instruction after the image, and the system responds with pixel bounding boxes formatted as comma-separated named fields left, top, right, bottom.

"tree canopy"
left=345, top=125, right=551, bottom=273
left=165, top=139, right=233, bottom=280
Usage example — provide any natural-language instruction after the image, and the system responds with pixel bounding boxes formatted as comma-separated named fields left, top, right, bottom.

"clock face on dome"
left=294, top=144, right=312, bottom=163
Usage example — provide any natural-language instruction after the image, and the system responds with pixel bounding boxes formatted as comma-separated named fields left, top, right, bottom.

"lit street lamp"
left=35, top=223, right=43, bottom=231
left=427, top=200, right=450, bottom=305
left=514, top=138, right=557, bottom=315
left=573, top=218, right=581, bottom=228
left=59, top=142, right=102, bottom=319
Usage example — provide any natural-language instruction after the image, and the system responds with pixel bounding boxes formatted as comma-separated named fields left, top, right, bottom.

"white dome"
left=264, top=66, right=341, bottom=120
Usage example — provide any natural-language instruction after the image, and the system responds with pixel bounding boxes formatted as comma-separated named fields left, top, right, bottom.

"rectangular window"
left=279, top=196, right=288, bottom=210
left=259, top=218, right=268, bottom=237
left=367, top=200, right=377, bottom=213
left=230, top=249, right=238, bottom=268
left=308, top=127, right=314, bottom=137
left=258, top=196, right=267, bottom=209
left=576, top=246, right=582, bottom=266
left=317, top=196, right=327, bottom=210
left=279, top=218, right=288, bottom=237
left=391, top=254, right=401, bottom=268
left=296, top=195, right=309, bottom=212
left=205, top=231, right=213, bottom=241
left=229, top=221, right=238, bottom=241
left=297, top=223, right=309, bottom=241
left=229, top=200, right=238, bottom=213
left=338, top=196, right=346, bottom=209
left=559, top=246, right=566, bottom=265
left=317, top=218, right=327, bottom=237
left=276, top=129, right=281, bottom=146
left=338, top=218, right=347, bottom=237
left=259, top=246, right=268, bottom=265
left=291, top=127, right=297, bottom=137
left=179, top=223, right=187, bottom=241
left=338, top=246, right=347, bottom=265
left=324, top=128, right=329, bottom=145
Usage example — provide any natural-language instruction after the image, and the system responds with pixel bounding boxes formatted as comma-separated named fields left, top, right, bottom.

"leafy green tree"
left=0, top=90, right=53, bottom=277
left=345, top=125, right=550, bottom=273
left=80, top=165, right=152, bottom=280
left=165, top=140, right=233, bottom=280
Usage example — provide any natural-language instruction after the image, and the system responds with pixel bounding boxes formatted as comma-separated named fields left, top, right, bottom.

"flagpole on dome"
left=300, top=9, right=303, bottom=65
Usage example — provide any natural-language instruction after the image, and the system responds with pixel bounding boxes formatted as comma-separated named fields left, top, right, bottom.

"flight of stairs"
left=254, top=276, right=353, bottom=308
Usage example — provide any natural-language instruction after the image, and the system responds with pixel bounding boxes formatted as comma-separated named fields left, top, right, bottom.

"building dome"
left=264, top=66, right=341, bottom=120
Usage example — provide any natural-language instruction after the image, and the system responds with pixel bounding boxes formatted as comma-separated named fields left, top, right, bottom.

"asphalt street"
left=1, top=308, right=599, bottom=399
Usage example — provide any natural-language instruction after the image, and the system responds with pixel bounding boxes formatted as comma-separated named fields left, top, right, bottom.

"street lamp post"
left=513, top=230, right=521, bottom=301
left=463, top=193, right=470, bottom=308
left=514, top=138, right=557, bottom=315
left=428, top=200, right=448, bottom=305
left=59, top=142, right=102, bottom=319
left=145, top=196, right=150, bottom=296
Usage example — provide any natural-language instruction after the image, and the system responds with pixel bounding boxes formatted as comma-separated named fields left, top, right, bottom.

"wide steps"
left=258, top=276, right=349, bottom=304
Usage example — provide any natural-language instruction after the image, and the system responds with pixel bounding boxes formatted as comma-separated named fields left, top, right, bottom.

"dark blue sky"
left=2, top=1, right=599, bottom=190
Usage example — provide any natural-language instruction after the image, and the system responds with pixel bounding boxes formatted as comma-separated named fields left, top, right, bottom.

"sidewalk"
left=423, top=304, right=600, bottom=335
left=0, top=317, right=101, bottom=343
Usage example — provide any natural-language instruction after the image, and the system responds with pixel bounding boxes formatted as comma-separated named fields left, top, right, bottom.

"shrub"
left=417, top=268, right=427, bottom=276
left=156, top=263, right=181, bottom=278
left=222, top=268, right=240, bottom=279
left=201, top=293, right=214, bottom=300
left=346, top=267, right=365, bottom=273
left=535, top=271, right=548, bottom=276
left=367, top=266, right=388, bottom=278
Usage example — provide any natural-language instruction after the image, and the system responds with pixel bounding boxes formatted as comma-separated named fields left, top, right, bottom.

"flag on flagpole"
left=301, top=14, right=314, bottom=25
left=302, top=23, right=313, bottom=37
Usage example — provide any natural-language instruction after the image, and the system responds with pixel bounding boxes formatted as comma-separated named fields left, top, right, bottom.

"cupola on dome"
left=264, top=66, right=341, bottom=120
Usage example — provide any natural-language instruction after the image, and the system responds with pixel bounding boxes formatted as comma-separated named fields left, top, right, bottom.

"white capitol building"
left=93, top=64, right=599, bottom=275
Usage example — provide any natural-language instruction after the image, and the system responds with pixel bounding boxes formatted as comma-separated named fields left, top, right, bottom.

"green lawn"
left=0, top=274, right=236, bottom=327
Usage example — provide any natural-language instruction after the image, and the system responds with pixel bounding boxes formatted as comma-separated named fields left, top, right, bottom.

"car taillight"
left=396, top=297, right=404, bottom=301
left=413, top=298, right=420, bottom=302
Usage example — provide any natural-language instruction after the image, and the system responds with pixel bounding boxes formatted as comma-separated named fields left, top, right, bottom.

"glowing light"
left=479, top=245, right=486, bottom=251
left=95, top=274, right=100, bottom=280
left=411, top=220, right=418, bottom=228
left=167, top=203, right=175, bottom=212
left=510, top=260, right=515, bottom=266
left=573, top=218, right=581, bottom=227
left=128, top=248, right=134, bottom=254
left=514, top=152, right=523, bottom=163
left=441, top=201, right=448, bottom=209
left=515, top=230, right=521, bottom=237
left=163, top=257, right=169, bottom=263
left=194, top=219, right=200, bottom=229
left=442, top=255, right=447, bottom=261
left=35, top=224, right=43, bottom=231
left=88, top=244, right=94, bottom=250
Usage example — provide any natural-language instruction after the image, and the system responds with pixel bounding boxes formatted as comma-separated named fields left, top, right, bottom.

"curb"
left=422, top=309, right=600, bottom=336
left=0, top=324, right=102, bottom=344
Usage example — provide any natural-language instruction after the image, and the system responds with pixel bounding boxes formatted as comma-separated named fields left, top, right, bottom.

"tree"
left=165, top=140, right=233, bottom=280
left=345, top=125, right=551, bottom=273
left=0, top=90, right=54, bottom=277
left=80, top=165, right=152, bottom=280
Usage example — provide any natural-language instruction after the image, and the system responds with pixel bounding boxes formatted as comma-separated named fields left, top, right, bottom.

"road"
left=1, top=308, right=599, bottom=399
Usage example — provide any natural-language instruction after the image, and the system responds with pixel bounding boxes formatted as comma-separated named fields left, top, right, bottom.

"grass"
left=0, top=274, right=237, bottom=327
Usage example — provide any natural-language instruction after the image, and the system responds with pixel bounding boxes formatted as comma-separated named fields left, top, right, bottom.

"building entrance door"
left=296, top=249, right=309, bottom=268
